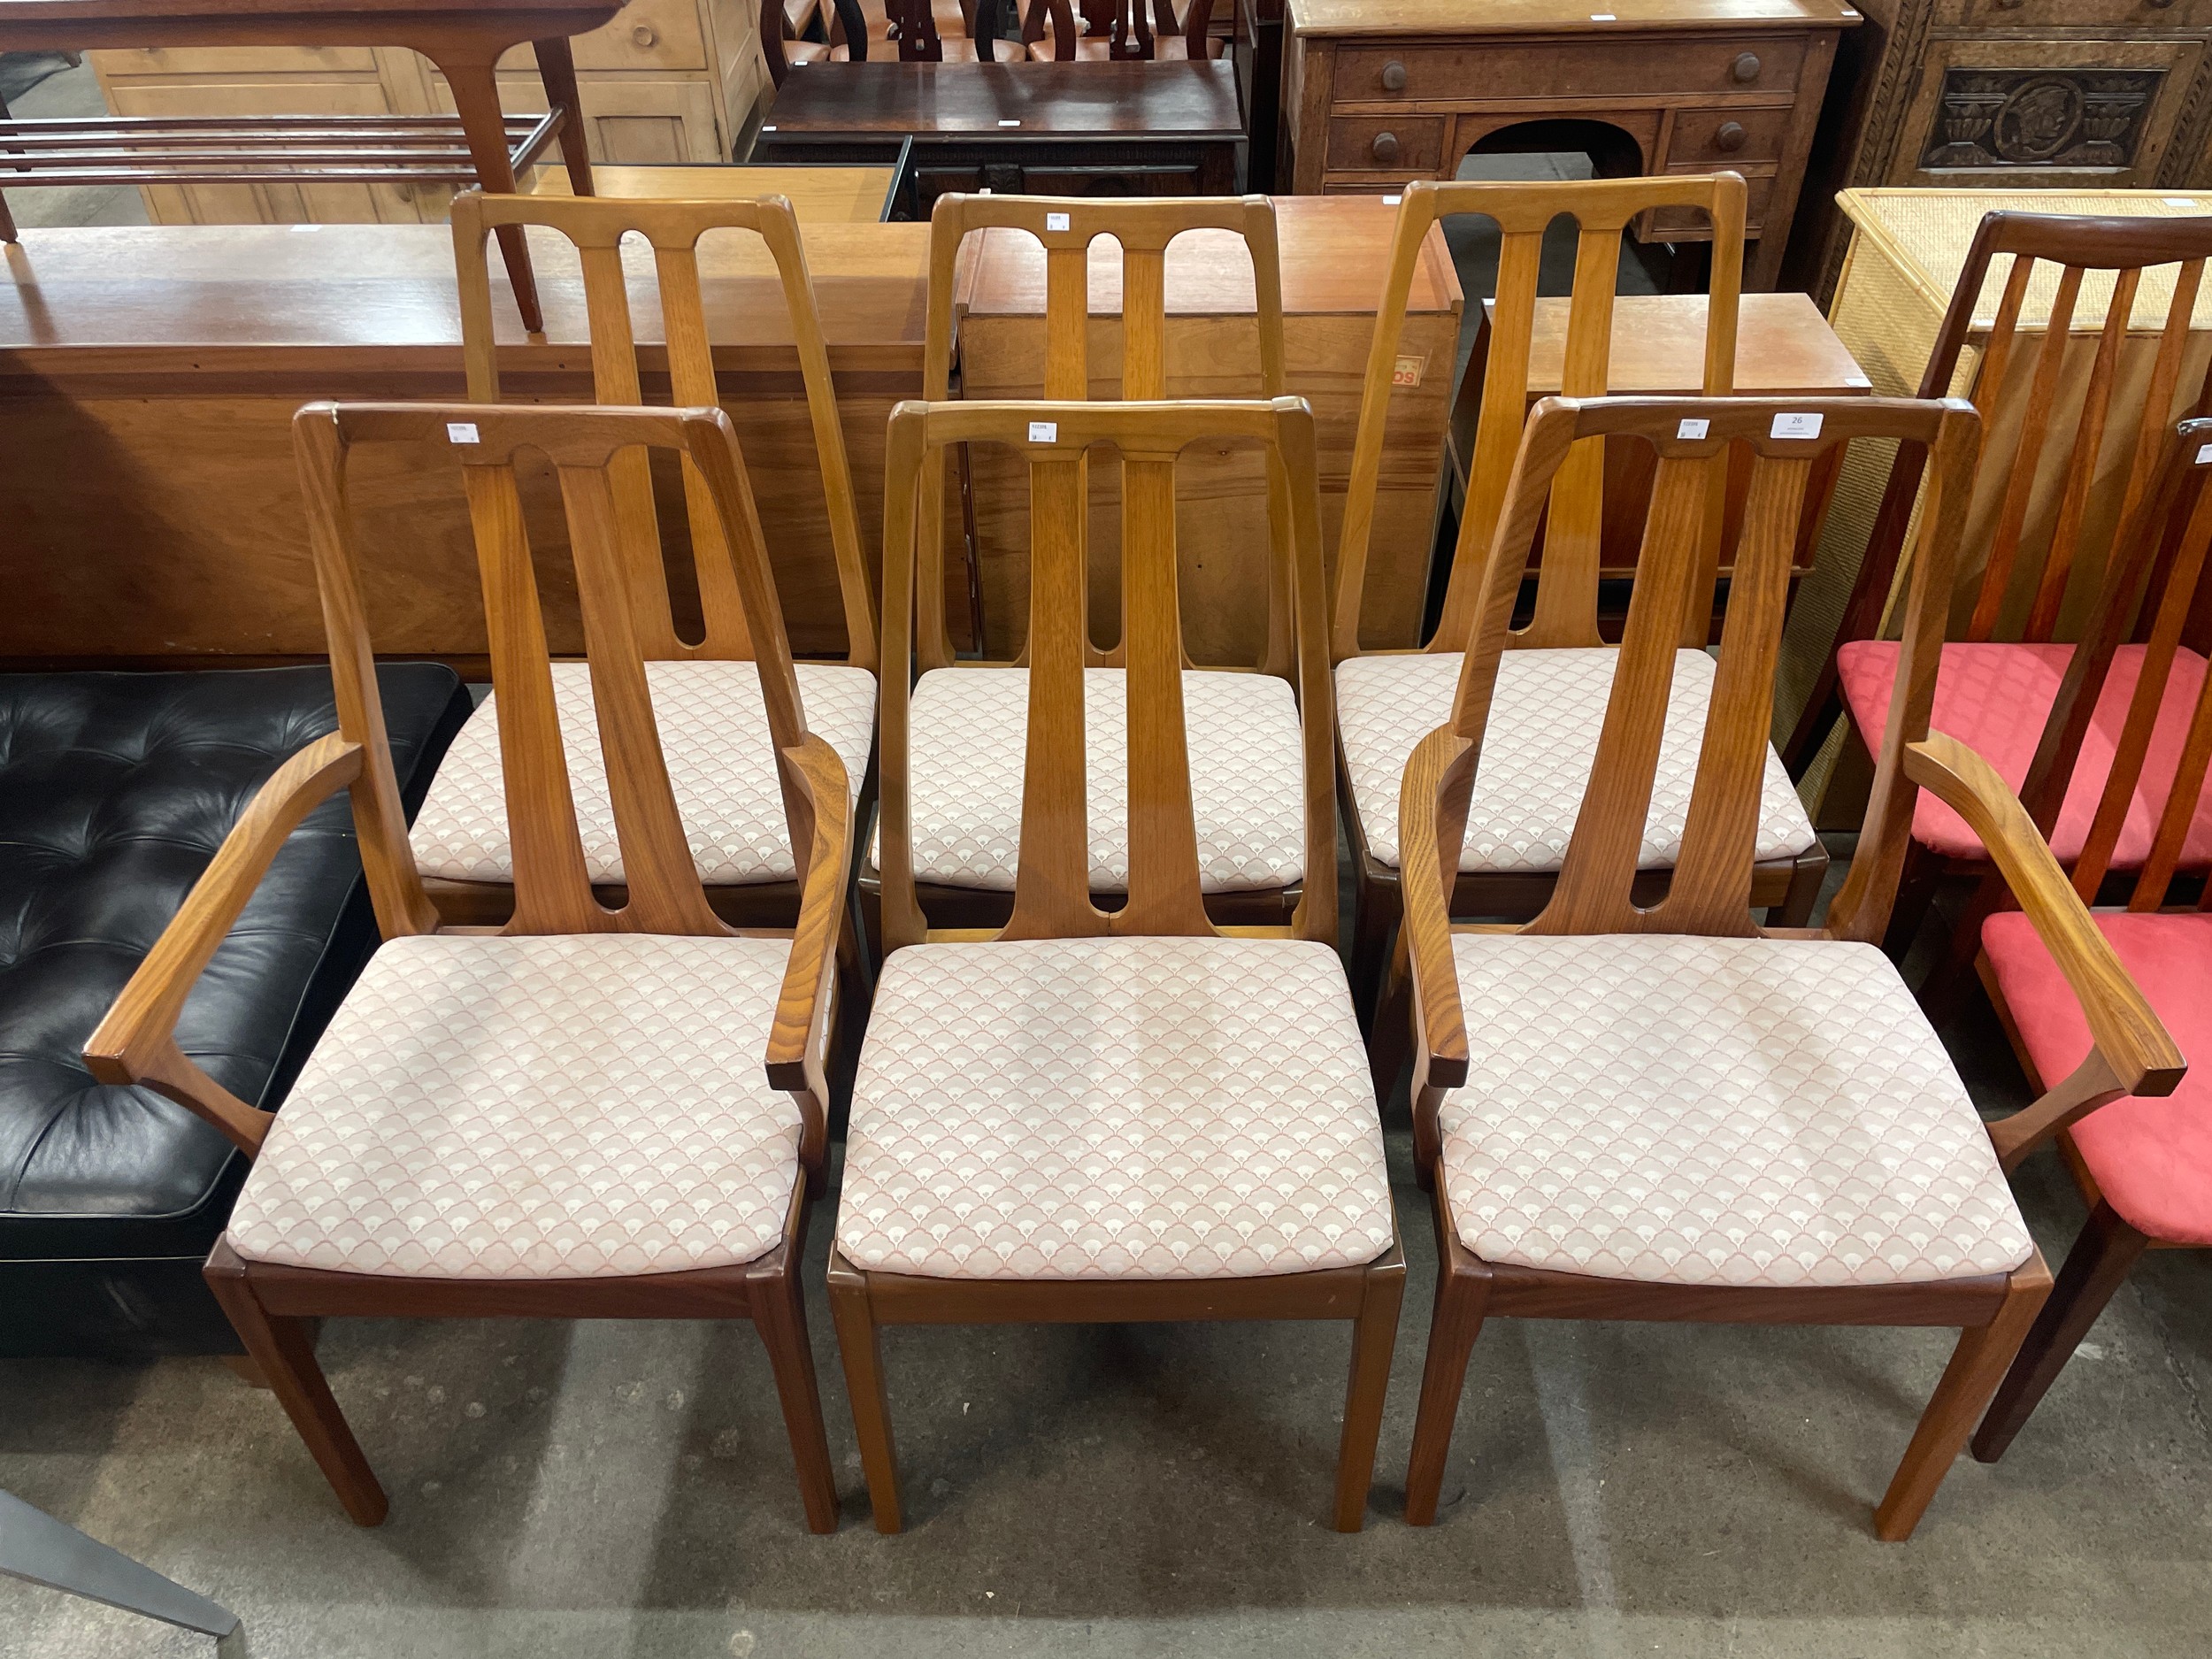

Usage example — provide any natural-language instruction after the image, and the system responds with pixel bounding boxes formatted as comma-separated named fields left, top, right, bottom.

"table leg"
left=435, top=48, right=543, bottom=333
left=532, top=36, right=599, bottom=187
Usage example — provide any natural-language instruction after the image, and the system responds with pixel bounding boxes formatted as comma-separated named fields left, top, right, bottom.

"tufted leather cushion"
left=226, top=933, right=803, bottom=1279
left=837, top=936, right=1394, bottom=1279
left=1335, top=649, right=1817, bottom=874
left=409, top=660, right=876, bottom=889
left=1437, top=934, right=2033, bottom=1288
left=0, top=665, right=468, bottom=1354
left=893, top=667, right=1307, bottom=893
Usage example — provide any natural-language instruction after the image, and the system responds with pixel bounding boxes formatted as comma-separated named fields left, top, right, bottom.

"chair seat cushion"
left=1438, top=934, right=2033, bottom=1287
left=409, top=660, right=876, bottom=889
left=837, top=936, right=1394, bottom=1279
left=225, top=933, right=802, bottom=1279
left=1335, top=649, right=1817, bottom=874
left=1835, top=640, right=2212, bottom=868
left=899, top=666, right=1305, bottom=893
left=1981, top=908, right=2212, bottom=1246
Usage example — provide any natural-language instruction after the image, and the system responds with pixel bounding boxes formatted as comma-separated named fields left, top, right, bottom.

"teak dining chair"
left=834, top=396, right=1403, bottom=1533
left=1393, top=392, right=2181, bottom=1540
left=83, top=403, right=852, bottom=1533
left=877, top=193, right=1304, bottom=933
left=413, top=190, right=878, bottom=930
left=1969, top=418, right=2212, bottom=1462
left=1329, top=175, right=1824, bottom=1024
left=1783, top=211, right=2212, bottom=980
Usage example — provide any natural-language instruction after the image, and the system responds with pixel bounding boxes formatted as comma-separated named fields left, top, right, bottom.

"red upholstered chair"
left=1970, top=417, right=2212, bottom=1461
left=1783, top=211, right=2212, bottom=978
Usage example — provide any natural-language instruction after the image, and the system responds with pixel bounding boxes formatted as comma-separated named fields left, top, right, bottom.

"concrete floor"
left=0, top=54, right=149, bottom=230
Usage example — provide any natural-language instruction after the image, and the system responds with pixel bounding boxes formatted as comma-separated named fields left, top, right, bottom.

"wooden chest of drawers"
left=1283, top=0, right=1861, bottom=288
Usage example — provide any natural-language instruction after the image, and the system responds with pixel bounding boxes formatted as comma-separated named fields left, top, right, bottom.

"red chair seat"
left=1838, top=640, right=2212, bottom=867
left=1982, top=908, right=2212, bottom=1245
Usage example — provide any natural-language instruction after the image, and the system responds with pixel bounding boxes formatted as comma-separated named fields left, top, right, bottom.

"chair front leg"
left=1404, top=1199, right=1494, bottom=1525
left=826, top=1254, right=903, bottom=1532
left=1332, top=1248, right=1407, bottom=1532
left=203, top=1243, right=387, bottom=1526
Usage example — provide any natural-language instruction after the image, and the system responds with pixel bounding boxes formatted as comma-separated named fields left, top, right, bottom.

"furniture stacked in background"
left=0, top=664, right=468, bottom=1356
left=1785, top=0, right=2212, bottom=302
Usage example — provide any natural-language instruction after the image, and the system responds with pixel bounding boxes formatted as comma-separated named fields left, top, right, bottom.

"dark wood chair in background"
left=1331, top=174, right=1824, bottom=1025
left=765, top=0, right=1007, bottom=72
left=1970, top=418, right=2212, bottom=1463
left=1021, top=0, right=1187, bottom=59
left=416, top=190, right=878, bottom=932
left=83, top=403, right=854, bottom=1532
left=1783, top=211, right=2212, bottom=988
left=1391, top=390, right=2180, bottom=1540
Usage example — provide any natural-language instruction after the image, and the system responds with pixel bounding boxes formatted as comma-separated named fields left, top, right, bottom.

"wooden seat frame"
left=83, top=403, right=854, bottom=1535
left=1329, top=174, right=1826, bottom=1024
left=833, top=395, right=1405, bottom=1534
left=1970, top=417, right=2212, bottom=1462
left=1393, top=391, right=2182, bottom=1540
left=1780, top=211, right=2212, bottom=992
left=443, top=189, right=875, bottom=932
left=864, top=192, right=1296, bottom=935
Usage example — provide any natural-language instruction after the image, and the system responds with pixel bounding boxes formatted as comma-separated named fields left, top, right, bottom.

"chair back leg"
left=1331, top=1250, right=1407, bottom=1532
left=747, top=1248, right=842, bottom=1533
left=826, top=1257, right=904, bottom=1532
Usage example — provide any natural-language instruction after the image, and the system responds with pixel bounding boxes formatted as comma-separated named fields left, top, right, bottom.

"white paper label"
left=2196, top=442, right=2212, bottom=465
left=1381, top=194, right=1402, bottom=205
left=446, top=422, right=480, bottom=445
left=1844, top=373, right=1872, bottom=388
left=288, top=223, right=321, bottom=234
left=1770, top=411, right=1824, bottom=440
left=1676, top=418, right=1710, bottom=440
left=1028, top=421, right=1057, bottom=442
left=998, top=118, right=1021, bottom=127
left=1046, top=211, right=1070, bottom=231
left=2168, top=197, right=2200, bottom=208
left=760, top=124, right=776, bottom=133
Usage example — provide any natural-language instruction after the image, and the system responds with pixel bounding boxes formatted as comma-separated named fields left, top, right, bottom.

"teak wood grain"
left=1387, top=391, right=2176, bottom=1540
left=82, top=400, right=856, bottom=1535
left=843, top=393, right=1403, bottom=1532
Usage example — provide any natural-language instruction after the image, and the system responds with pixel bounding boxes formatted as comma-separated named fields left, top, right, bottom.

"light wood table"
left=0, top=219, right=928, bottom=666
left=955, top=194, right=1463, bottom=663
left=527, top=161, right=900, bottom=219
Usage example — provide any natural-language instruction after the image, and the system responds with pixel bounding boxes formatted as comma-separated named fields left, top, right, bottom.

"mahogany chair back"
left=878, top=396, right=1334, bottom=950
left=448, top=189, right=874, bottom=669
left=1410, top=395, right=1978, bottom=947
left=1333, top=174, right=1747, bottom=660
left=918, top=192, right=1290, bottom=671
left=293, top=402, right=829, bottom=949
left=1790, top=211, right=2212, bottom=765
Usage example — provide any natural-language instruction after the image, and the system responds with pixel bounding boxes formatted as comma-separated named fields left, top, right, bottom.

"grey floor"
left=0, top=54, right=148, bottom=230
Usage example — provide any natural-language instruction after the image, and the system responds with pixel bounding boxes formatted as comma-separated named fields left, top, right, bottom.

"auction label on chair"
left=1029, top=421, right=1058, bottom=442
left=447, top=422, right=480, bottom=445
left=1047, top=212, right=1071, bottom=231
left=1676, top=418, right=1710, bottom=440
left=1770, top=411, right=1824, bottom=440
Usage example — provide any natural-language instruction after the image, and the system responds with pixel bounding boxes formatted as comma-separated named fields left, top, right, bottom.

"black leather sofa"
left=0, top=665, right=470, bottom=1357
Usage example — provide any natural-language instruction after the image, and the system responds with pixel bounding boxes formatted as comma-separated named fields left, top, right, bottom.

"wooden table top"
left=526, top=163, right=896, bottom=221
left=1509, top=292, right=1868, bottom=394
left=961, top=196, right=1461, bottom=319
left=760, top=61, right=1242, bottom=138
left=1286, top=0, right=1862, bottom=37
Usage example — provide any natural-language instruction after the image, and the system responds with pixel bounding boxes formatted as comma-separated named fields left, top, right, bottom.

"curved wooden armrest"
left=1902, top=734, right=2185, bottom=1143
left=765, top=733, right=853, bottom=1110
left=1398, top=725, right=1472, bottom=1093
left=82, top=733, right=366, bottom=1157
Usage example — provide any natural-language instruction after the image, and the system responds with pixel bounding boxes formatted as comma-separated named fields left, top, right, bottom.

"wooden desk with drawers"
left=1282, top=0, right=1860, bottom=288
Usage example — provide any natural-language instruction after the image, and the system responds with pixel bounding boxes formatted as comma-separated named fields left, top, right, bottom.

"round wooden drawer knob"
left=1371, top=130, right=1401, bottom=164
left=632, top=22, right=659, bottom=46
left=1715, top=120, right=1748, bottom=153
left=1380, top=60, right=1407, bottom=91
left=1732, top=51, right=1762, bottom=81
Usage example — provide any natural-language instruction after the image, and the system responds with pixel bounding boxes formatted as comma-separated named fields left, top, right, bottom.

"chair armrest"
left=82, top=733, right=366, bottom=1156
left=765, top=733, right=853, bottom=1107
left=1902, top=733, right=2185, bottom=1165
left=1398, top=726, right=1472, bottom=1094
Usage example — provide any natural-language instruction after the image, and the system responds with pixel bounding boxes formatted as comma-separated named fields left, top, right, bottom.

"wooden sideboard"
left=1783, top=0, right=2212, bottom=302
left=88, top=0, right=770, bottom=227
left=1281, top=0, right=1859, bottom=288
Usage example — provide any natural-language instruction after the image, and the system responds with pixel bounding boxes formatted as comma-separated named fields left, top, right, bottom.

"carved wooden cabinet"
left=1784, top=0, right=2212, bottom=298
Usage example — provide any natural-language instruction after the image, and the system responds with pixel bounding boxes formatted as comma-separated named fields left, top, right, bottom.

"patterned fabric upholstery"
left=898, top=667, right=1306, bottom=893
left=1837, top=640, right=2212, bottom=867
left=410, top=660, right=877, bottom=887
left=1335, top=649, right=1817, bottom=873
left=225, top=933, right=803, bottom=1279
left=1438, top=934, right=2032, bottom=1288
left=837, top=937, right=1394, bottom=1279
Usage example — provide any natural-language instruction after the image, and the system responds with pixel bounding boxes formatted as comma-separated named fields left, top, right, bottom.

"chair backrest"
left=2041, top=416, right=2212, bottom=913
left=1847, top=212, right=2212, bottom=655
left=917, top=192, right=1291, bottom=671
left=1019, top=0, right=1170, bottom=56
left=292, top=401, right=825, bottom=943
left=877, top=396, right=1334, bottom=951
left=449, top=190, right=874, bottom=670
left=1422, top=394, right=1978, bottom=941
left=1333, top=174, right=1747, bottom=661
